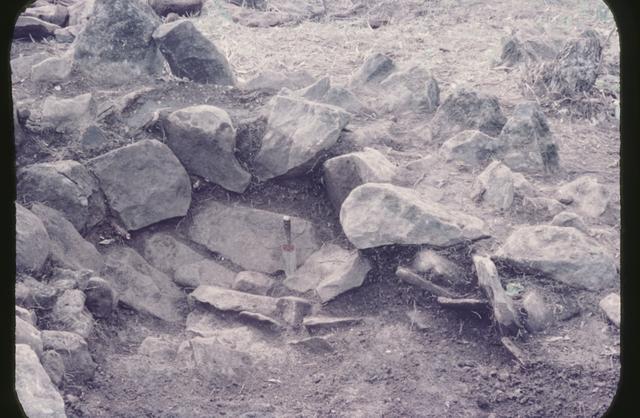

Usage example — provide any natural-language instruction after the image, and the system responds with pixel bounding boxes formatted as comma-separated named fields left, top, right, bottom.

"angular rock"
left=88, top=139, right=191, bottom=231
left=232, top=271, right=275, bottom=296
left=323, top=147, right=397, bottom=211
left=174, top=259, right=237, bottom=288
left=51, top=289, right=94, bottom=338
left=276, top=296, right=313, bottom=326
left=16, top=306, right=38, bottom=327
left=11, top=52, right=50, bottom=82
left=238, top=311, right=285, bottom=332
left=550, top=211, right=589, bottom=233
left=138, top=336, right=179, bottom=361
left=496, top=103, right=559, bottom=173
left=16, top=316, right=43, bottom=359
left=190, top=285, right=279, bottom=317
left=253, top=95, right=350, bottom=180
left=23, top=4, right=69, bottom=26
left=440, top=130, right=500, bottom=167
left=13, top=16, right=60, bottom=40
left=283, top=244, right=371, bottom=302
left=599, top=293, right=620, bottom=327
left=30, top=203, right=104, bottom=272
left=532, top=30, right=602, bottom=98
left=430, top=88, right=506, bottom=144
left=519, top=196, right=564, bottom=220
left=73, top=0, right=164, bottom=83
left=188, top=201, right=319, bottom=273
left=340, top=183, right=488, bottom=249
left=303, top=315, right=363, bottom=332
left=15, top=203, right=51, bottom=273
left=499, top=36, right=557, bottom=67
left=54, top=25, right=80, bottom=43
left=41, top=330, right=96, bottom=383
left=494, top=225, right=618, bottom=290
left=83, top=276, right=116, bottom=318
left=41, top=350, right=65, bottom=388
left=244, top=70, right=314, bottom=91
left=153, top=20, right=235, bottom=85
left=31, top=54, right=72, bottom=84
left=15, top=277, right=58, bottom=310
left=185, top=335, right=254, bottom=382
left=149, top=0, right=203, bottom=17
left=164, top=105, right=250, bottom=192
left=15, top=344, right=66, bottom=418
left=378, top=65, right=440, bottom=113
left=349, top=53, right=396, bottom=88
left=471, top=161, right=535, bottom=211
left=411, top=249, right=468, bottom=288
left=522, top=290, right=552, bottom=332
left=139, top=232, right=204, bottom=276
left=79, top=125, right=109, bottom=154
left=556, top=176, right=610, bottom=217
left=17, top=160, right=106, bottom=232
left=291, top=77, right=370, bottom=115
left=289, top=335, right=334, bottom=353
left=39, top=93, right=95, bottom=134
left=101, top=246, right=184, bottom=322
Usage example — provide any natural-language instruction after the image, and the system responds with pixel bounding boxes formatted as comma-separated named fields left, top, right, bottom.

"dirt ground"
left=12, top=0, right=620, bottom=416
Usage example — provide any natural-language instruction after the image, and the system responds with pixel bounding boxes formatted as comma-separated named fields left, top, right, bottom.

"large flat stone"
left=15, top=344, right=66, bottom=418
left=187, top=200, right=319, bottom=273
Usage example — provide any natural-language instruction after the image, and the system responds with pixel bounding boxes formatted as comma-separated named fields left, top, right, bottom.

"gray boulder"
left=51, top=289, right=94, bottom=339
left=499, top=35, right=557, bottom=67
left=15, top=344, right=66, bottom=418
left=23, top=4, right=69, bottom=26
left=16, top=316, right=43, bottom=359
left=139, top=232, right=205, bottom=276
left=232, top=271, right=275, bottom=296
left=17, top=160, right=105, bottom=232
left=15, top=277, right=58, bottom=311
left=494, top=225, right=618, bottom=290
left=153, top=20, right=235, bottom=85
left=83, top=277, right=116, bottom=318
left=244, top=69, right=314, bottom=91
left=148, top=0, right=203, bottom=16
left=101, top=246, right=184, bottom=322
left=550, top=211, right=589, bottom=233
left=16, top=203, right=51, bottom=273
left=31, top=54, right=73, bottom=84
left=349, top=53, right=396, bottom=88
left=439, top=130, right=500, bottom=167
left=40, top=93, right=95, bottom=133
left=470, top=161, right=535, bottom=211
left=532, top=30, right=602, bottom=98
left=253, top=95, right=350, bottom=181
left=73, top=0, right=163, bottom=83
left=41, top=350, right=65, bottom=388
left=522, top=290, right=553, bottom=332
left=188, top=200, right=319, bottom=273
left=88, top=139, right=191, bottom=231
left=164, top=105, right=250, bottom=192
left=13, top=16, right=60, bottom=39
left=15, top=306, right=37, bottom=327
left=599, top=293, right=620, bottom=327
left=430, top=88, right=506, bottom=144
left=30, top=203, right=104, bottom=272
left=41, top=330, right=96, bottom=383
left=378, top=65, right=440, bottom=113
left=174, top=259, right=237, bottom=288
left=519, top=196, right=564, bottom=221
left=283, top=244, right=371, bottom=302
left=290, top=77, right=370, bottom=115
left=556, top=175, right=610, bottom=218
left=190, top=285, right=280, bottom=317
left=340, top=183, right=488, bottom=249
left=54, top=25, right=80, bottom=43
left=496, top=103, right=559, bottom=173
left=323, top=147, right=397, bottom=211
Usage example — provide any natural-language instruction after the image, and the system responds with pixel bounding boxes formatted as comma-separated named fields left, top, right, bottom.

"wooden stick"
left=396, top=267, right=458, bottom=299
left=472, top=256, right=521, bottom=335
left=436, top=296, right=489, bottom=311
left=500, top=337, right=528, bottom=367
